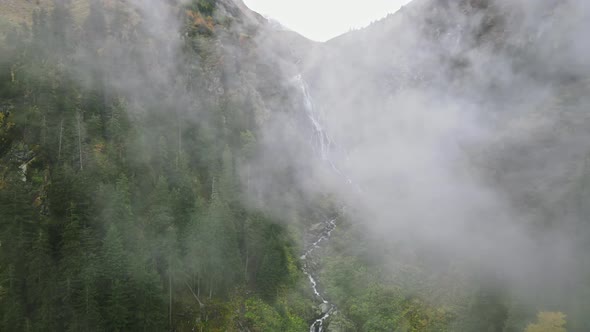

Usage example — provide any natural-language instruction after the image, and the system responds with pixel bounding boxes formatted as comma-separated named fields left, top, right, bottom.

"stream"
left=301, top=218, right=337, bottom=332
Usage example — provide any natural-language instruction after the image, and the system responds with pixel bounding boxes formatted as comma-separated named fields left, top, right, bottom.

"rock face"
left=309, top=222, right=325, bottom=233
left=319, top=302, right=331, bottom=315
left=326, top=312, right=355, bottom=332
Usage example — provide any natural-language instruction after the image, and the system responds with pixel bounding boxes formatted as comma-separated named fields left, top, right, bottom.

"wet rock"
left=320, top=303, right=331, bottom=314
left=310, top=222, right=325, bottom=233
left=326, top=312, right=355, bottom=332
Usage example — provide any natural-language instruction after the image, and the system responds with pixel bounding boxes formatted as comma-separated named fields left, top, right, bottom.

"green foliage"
left=243, top=295, right=308, bottom=332
left=320, top=229, right=455, bottom=332
left=0, top=4, right=310, bottom=330
left=244, top=297, right=284, bottom=331
left=459, top=285, right=509, bottom=332
left=196, top=0, right=216, bottom=16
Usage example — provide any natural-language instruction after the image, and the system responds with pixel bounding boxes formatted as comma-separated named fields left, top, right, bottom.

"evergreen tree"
left=83, top=0, right=108, bottom=51
left=0, top=182, right=36, bottom=330
left=50, top=0, right=75, bottom=58
left=219, top=145, right=236, bottom=203
left=27, top=227, right=60, bottom=331
left=130, top=262, right=166, bottom=331
left=1, top=264, right=25, bottom=331
left=78, top=227, right=102, bottom=331
left=101, top=224, right=130, bottom=331
left=201, top=191, right=241, bottom=298
left=460, top=286, right=509, bottom=332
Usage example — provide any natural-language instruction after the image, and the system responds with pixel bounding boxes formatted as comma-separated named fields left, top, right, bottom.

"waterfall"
left=294, top=74, right=355, bottom=332
left=294, top=75, right=355, bottom=185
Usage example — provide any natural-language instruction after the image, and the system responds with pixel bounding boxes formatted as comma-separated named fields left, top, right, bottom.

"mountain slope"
left=0, top=0, right=325, bottom=330
left=0, top=0, right=89, bottom=27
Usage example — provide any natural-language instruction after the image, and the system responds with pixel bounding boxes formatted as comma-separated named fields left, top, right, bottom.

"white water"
left=294, top=74, right=353, bottom=332
left=294, top=75, right=355, bottom=186
left=296, top=74, right=332, bottom=161
left=301, top=218, right=337, bottom=332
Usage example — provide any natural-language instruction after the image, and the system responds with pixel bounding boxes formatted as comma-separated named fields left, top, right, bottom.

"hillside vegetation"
left=0, top=0, right=88, bottom=28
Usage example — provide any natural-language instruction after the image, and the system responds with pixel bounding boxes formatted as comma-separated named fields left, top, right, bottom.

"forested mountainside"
left=0, top=0, right=587, bottom=331
left=0, top=0, right=321, bottom=330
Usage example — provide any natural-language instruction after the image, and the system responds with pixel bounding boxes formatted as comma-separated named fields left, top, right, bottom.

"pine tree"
left=0, top=264, right=25, bottom=331
left=50, top=0, right=75, bottom=58
left=31, top=8, right=50, bottom=58
left=184, top=200, right=208, bottom=300
left=130, top=262, right=166, bottom=331
left=460, top=285, right=509, bottom=332
left=83, top=0, right=108, bottom=52
left=60, top=204, right=84, bottom=330
left=78, top=227, right=102, bottom=331
left=201, top=191, right=241, bottom=298
left=27, top=227, right=60, bottom=331
left=101, top=224, right=130, bottom=331
left=219, top=145, right=236, bottom=203
left=0, top=182, right=37, bottom=330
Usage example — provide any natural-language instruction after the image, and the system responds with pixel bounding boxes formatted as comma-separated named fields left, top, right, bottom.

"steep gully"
left=294, top=75, right=354, bottom=332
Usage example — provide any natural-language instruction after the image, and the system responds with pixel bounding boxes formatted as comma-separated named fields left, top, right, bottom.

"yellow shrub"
left=525, top=312, right=567, bottom=332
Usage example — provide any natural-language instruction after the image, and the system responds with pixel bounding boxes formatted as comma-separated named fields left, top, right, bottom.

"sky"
left=242, top=0, right=413, bottom=42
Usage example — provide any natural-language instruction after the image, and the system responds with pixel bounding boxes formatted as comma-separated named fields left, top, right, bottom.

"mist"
left=245, top=0, right=590, bottom=323
left=1, top=0, right=588, bottom=330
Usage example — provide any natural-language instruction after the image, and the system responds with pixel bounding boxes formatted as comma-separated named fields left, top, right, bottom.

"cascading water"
left=301, top=219, right=337, bottom=332
left=294, top=74, right=353, bottom=332
left=294, top=75, right=355, bottom=185
left=296, top=74, right=332, bottom=161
